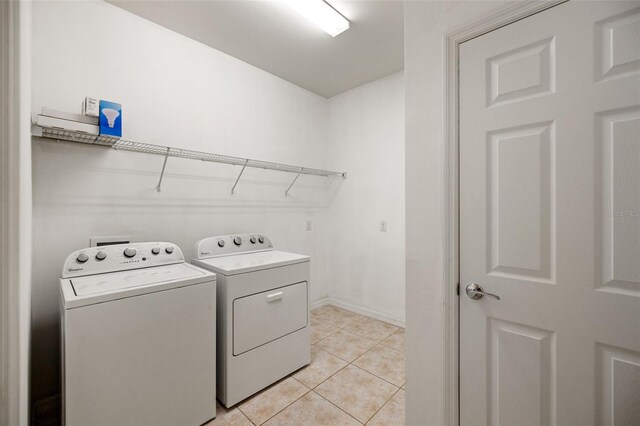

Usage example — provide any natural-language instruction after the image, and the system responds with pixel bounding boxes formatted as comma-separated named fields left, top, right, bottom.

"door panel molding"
left=443, top=1, right=566, bottom=424
left=488, top=318, right=556, bottom=426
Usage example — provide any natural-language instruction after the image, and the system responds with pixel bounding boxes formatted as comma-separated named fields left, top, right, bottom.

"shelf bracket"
left=231, top=159, right=249, bottom=194
left=285, top=167, right=304, bottom=197
left=156, top=147, right=170, bottom=192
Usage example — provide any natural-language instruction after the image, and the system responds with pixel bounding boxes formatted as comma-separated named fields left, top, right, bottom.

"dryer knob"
left=218, top=240, right=225, bottom=248
left=258, top=236, right=265, bottom=244
left=76, top=253, right=89, bottom=263
left=250, top=237, right=257, bottom=244
left=123, top=247, right=137, bottom=258
left=233, top=236, right=242, bottom=246
left=95, top=251, right=107, bottom=261
left=151, top=247, right=160, bottom=255
left=165, top=246, right=174, bottom=254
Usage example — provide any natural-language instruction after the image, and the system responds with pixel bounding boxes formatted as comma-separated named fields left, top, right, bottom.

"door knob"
left=466, top=283, right=500, bottom=300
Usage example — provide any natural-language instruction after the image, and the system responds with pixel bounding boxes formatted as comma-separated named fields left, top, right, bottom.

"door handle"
left=466, top=283, right=500, bottom=301
left=266, top=291, right=284, bottom=302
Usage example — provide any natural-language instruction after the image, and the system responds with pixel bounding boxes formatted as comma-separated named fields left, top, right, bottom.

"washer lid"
left=192, top=250, right=309, bottom=275
left=71, top=263, right=206, bottom=296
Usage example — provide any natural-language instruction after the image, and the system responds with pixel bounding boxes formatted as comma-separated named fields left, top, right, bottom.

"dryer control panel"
left=195, top=234, right=273, bottom=259
left=61, top=242, right=184, bottom=278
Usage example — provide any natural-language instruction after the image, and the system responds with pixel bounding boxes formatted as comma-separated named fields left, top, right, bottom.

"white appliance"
left=192, top=234, right=310, bottom=407
left=59, top=242, right=216, bottom=426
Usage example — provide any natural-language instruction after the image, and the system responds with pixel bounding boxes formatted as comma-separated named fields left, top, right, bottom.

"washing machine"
left=191, top=234, right=310, bottom=407
left=60, top=242, right=216, bottom=426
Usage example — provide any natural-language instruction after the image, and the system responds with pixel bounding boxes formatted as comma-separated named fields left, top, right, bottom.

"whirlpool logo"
left=68, top=267, right=83, bottom=272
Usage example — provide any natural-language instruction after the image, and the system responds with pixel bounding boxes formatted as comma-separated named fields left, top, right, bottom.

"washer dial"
left=123, top=247, right=137, bottom=258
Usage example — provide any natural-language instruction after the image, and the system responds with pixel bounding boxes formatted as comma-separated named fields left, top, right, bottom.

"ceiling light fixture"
left=284, top=0, right=350, bottom=37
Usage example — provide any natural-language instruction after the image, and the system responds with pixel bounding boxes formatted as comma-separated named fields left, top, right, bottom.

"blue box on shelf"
left=99, top=100, right=122, bottom=138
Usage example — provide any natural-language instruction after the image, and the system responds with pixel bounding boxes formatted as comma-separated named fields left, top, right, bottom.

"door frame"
left=0, top=0, right=32, bottom=424
left=442, top=1, right=566, bottom=423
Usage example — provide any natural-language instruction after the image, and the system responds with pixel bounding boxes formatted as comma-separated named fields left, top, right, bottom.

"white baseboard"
left=310, top=297, right=331, bottom=310
left=310, top=297, right=405, bottom=328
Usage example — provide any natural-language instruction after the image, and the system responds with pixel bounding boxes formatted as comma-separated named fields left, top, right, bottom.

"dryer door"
left=233, top=281, right=308, bottom=355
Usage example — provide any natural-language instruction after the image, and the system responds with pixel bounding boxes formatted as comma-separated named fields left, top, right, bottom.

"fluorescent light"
left=284, top=0, right=350, bottom=37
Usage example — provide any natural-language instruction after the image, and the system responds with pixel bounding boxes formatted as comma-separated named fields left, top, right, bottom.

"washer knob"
left=123, top=247, right=137, bottom=258
left=258, top=236, right=265, bottom=244
left=233, top=236, right=242, bottom=246
left=218, top=240, right=225, bottom=248
left=76, top=253, right=89, bottom=263
left=95, top=251, right=107, bottom=261
left=165, top=246, right=174, bottom=254
left=250, top=236, right=257, bottom=244
left=151, top=247, right=160, bottom=255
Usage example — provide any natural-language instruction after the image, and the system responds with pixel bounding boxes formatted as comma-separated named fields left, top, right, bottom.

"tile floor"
left=208, top=305, right=405, bottom=426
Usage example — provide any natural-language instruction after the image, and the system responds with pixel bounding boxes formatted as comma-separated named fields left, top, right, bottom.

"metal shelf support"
left=231, top=159, right=249, bottom=194
left=285, top=167, right=304, bottom=197
left=156, top=147, right=170, bottom=192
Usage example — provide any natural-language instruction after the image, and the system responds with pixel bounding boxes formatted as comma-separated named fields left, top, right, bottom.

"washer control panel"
left=195, top=234, right=273, bottom=259
left=61, top=242, right=185, bottom=278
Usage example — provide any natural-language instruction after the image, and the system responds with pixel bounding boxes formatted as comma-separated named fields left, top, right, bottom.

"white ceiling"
left=107, top=0, right=404, bottom=98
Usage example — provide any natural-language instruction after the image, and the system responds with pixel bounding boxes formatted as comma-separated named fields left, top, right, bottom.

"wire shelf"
left=39, top=126, right=120, bottom=146
left=33, top=113, right=346, bottom=195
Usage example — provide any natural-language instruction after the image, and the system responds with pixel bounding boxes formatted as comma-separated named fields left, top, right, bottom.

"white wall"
left=31, top=0, right=406, bottom=408
left=31, top=0, right=334, bottom=403
left=327, top=72, right=405, bottom=324
left=404, top=2, right=509, bottom=425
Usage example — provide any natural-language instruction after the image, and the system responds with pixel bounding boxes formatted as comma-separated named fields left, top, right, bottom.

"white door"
left=460, top=2, right=640, bottom=425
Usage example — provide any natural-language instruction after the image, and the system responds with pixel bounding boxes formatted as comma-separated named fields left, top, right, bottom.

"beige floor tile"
left=312, top=305, right=340, bottom=316
left=367, top=389, right=405, bottom=426
left=315, top=365, right=398, bottom=423
left=311, top=319, right=341, bottom=344
left=344, top=317, right=399, bottom=342
left=264, top=391, right=360, bottom=426
left=205, top=401, right=253, bottom=426
left=294, top=346, right=348, bottom=388
left=353, top=344, right=405, bottom=386
left=316, top=329, right=377, bottom=362
left=314, top=306, right=365, bottom=328
left=380, top=328, right=405, bottom=353
left=238, top=377, right=309, bottom=425
left=311, top=308, right=330, bottom=322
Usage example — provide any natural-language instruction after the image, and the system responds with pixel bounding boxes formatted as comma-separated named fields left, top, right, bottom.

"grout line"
left=242, top=304, right=405, bottom=424
left=306, top=352, right=350, bottom=389
left=364, top=386, right=402, bottom=425
left=312, top=389, right=365, bottom=425
left=349, top=361, right=403, bottom=390
left=259, top=379, right=312, bottom=426
left=240, top=378, right=311, bottom=426
left=235, top=405, right=257, bottom=426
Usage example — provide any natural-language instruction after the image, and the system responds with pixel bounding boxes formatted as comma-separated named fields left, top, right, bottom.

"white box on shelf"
left=83, top=97, right=99, bottom=117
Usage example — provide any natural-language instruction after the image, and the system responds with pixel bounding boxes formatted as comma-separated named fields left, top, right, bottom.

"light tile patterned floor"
left=207, top=305, right=405, bottom=425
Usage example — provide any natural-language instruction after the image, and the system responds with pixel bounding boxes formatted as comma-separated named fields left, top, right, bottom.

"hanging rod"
left=32, top=109, right=346, bottom=194
left=112, top=140, right=345, bottom=178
